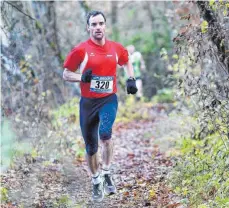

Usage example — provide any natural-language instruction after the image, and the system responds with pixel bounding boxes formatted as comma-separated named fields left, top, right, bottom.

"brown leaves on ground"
left=110, top=120, right=177, bottom=207
left=1, top=112, right=182, bottom=207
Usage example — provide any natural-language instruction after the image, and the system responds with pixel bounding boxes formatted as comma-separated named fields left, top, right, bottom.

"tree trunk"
left=111, top=1, right=119, bottom=41
left=197, top=1, right=228, bottom=71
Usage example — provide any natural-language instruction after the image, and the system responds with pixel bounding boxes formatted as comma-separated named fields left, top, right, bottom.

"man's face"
left=87, top=14, right=106, bottom=41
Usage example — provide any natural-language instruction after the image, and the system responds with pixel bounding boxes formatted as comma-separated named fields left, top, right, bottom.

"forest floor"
left=1, top=105, right=187, bottom=208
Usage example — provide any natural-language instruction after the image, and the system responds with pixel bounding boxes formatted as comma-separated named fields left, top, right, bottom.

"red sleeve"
left=115, top=43, right=129, bottom=66
left=63, top=45, right=85, bottom=72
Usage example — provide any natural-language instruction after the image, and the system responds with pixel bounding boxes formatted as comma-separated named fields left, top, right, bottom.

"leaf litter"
left=1, top=107, right=185, bottom=208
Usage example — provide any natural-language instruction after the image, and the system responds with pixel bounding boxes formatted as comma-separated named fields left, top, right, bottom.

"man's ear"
left=87, top=24, right=90, bottom=32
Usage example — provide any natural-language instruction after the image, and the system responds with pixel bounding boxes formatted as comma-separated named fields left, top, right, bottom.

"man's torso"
left=64, top=39, right=127, bottom=98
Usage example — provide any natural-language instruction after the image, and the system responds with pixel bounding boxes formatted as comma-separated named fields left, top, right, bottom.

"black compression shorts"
left=79, top=94, right=118, bottom=156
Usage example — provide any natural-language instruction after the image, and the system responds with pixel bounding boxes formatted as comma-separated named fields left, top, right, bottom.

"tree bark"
left=224, top=17, right=229, bottom=67
left=79, top=1, right=90, bottom=17
left=111, top=1, right=119, bottom=41
left=144, top=2, right=157, bottom=48
left=197, top=1, right=228, bottom=71
left=46, top=1, right=62, bottom=63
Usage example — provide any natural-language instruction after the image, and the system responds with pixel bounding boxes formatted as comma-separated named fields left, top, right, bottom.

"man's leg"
left=86, top=152, right=99, bottom=175
left=83, top=129, right=105, bottom=202
left=99, top=102, right=117, bottom=169
left=85, top=120, right=100, bottom=175
left=99, top=96, right=118, bottom=195
left=100, top=139, right=117, bottom=195
left=80, top=99, right=104, bottom=202
left=136, top=79, right=143, bottom=100
left=100, top=139, right=113, bottom=170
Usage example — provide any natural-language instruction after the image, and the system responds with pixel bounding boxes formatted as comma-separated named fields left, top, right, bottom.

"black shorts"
left=79, top=94, right=118, bottom=155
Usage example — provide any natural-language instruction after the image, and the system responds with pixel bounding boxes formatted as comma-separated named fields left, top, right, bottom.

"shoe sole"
left=92, top=192, right=104, bottom=202
left=92, top=197, right=104, bottom=202
left=92, top=189, right=104, bottom=202
left=105, top=191, right=116, bottom=196
left=104, top=188, right=117, bottom=196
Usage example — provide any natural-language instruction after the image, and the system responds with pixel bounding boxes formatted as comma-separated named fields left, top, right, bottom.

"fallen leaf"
left=167, top=203, right=182, bottom=208
left=123, top=191, right=130, bottom=196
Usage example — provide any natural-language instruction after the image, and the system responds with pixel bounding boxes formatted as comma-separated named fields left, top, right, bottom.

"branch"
left=144, top=1, right=155, bottom=29
left=144, top=2, right=157, bottom=47
left=1, top=26, right=9, bottom=39
left=5, top=1, right=36, bottom=21
left=50, top=1, right=62, bottom=63
left=197, top=1, right=228, bottom=71
left=78, top=1, right=90, bottom=15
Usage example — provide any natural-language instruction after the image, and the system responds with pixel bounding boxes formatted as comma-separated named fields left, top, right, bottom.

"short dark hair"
left=86, top=11, right=106, bottom=25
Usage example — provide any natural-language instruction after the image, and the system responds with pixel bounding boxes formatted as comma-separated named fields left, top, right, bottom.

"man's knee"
left=86, top=143, right=98, bottom=156
left=100, top=131, right=112, bottom=140
left=100, top=138, right=112, bottom=147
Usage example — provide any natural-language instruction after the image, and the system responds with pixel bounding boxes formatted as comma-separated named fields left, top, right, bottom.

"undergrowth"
left=116, top=96, right=152, bottom=123
left=169, top=132, right=229, bottom=207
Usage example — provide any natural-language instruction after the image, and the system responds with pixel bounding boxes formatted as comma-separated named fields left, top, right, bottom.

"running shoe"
left=104, top=174, right=117, bottom=195
left=92, top=181, right=104, bottom=202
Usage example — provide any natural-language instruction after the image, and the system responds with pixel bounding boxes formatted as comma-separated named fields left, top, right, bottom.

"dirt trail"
left=1, top=111, right=181, bottom=208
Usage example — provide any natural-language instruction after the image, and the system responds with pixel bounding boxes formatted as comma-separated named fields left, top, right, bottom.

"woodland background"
left=1, top=1, right=229, bottom=207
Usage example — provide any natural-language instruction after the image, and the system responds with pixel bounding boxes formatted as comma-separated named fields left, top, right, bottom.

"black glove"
left=126, top=77, right=138, bottom=94
left=81, top=69, right=92, bottom=83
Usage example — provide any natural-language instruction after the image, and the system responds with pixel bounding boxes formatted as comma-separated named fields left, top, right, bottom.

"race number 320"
left=90, top=76, right=113, bottom=93
left=95, top=81, right=110, bottom=89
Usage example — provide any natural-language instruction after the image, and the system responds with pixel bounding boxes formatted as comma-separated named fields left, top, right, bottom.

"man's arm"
left=140, top=55, right=146, bottom=71
left=63, top=68, right=82, bottom=82
left=123, top=60, right=138, bottom=94
left=123, top=60, right=135, bottom=78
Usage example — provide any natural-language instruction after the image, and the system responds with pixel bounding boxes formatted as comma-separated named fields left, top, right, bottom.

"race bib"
left=90, top=76, right=113, bottom=93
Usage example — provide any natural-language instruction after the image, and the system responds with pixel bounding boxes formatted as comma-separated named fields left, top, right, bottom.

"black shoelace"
left=104, top=174, right=113, bottom=186
left=93, top=183, right=101, bottom=195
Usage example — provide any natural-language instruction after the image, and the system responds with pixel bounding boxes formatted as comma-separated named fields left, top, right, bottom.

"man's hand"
left=81, top=69, right=92, bottom=83
left=126, top=77, right=138, bottom=94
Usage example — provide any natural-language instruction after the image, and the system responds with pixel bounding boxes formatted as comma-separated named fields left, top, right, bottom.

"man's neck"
left=90, top=37, right=106, bottom=46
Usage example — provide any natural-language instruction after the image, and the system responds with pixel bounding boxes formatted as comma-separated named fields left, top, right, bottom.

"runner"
left=126, top=45, right=146, bottom=101
left=63, top=11, right=137, bottom=202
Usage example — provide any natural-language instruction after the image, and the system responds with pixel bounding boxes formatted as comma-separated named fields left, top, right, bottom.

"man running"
left=126, top=45, right=146, bottom=101
left=63, top=11, right=137, bottom=202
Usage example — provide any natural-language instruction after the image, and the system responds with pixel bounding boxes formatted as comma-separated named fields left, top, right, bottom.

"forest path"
left=1, top=106, right=183, bottom=208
